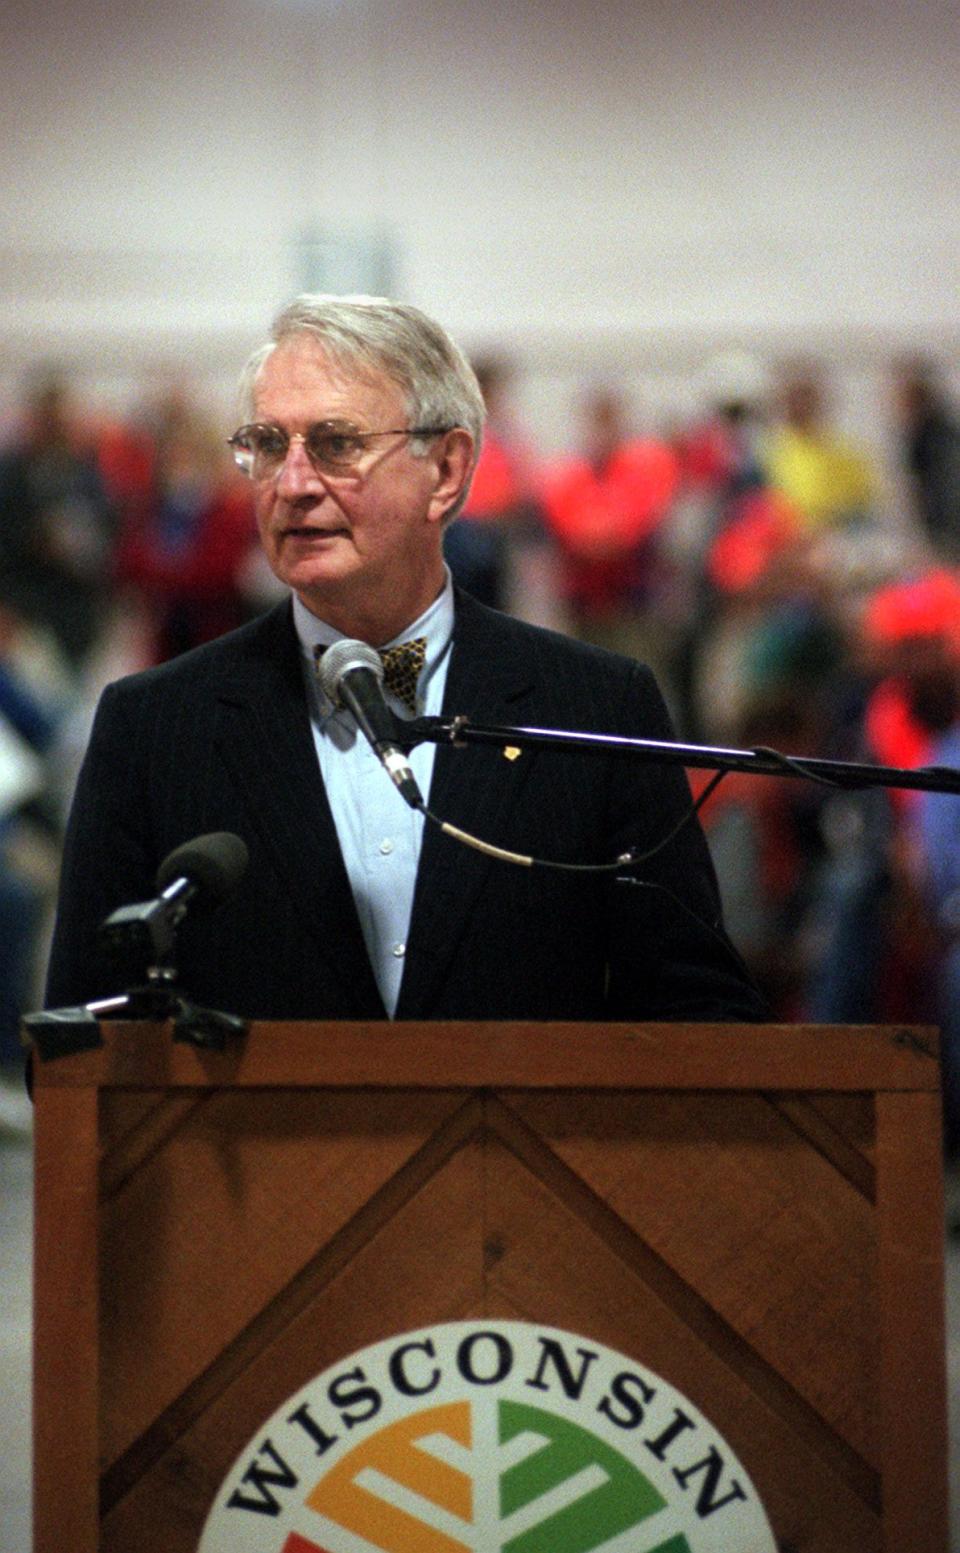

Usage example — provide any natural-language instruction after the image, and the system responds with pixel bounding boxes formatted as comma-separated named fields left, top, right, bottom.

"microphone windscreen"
left=155, top=831, right=249, bottom=904
left=317, top=638, right=382, bottom=703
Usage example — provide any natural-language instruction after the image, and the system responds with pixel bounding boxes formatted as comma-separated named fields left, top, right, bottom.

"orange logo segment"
left=307, top=1400, right=472, bottom=1553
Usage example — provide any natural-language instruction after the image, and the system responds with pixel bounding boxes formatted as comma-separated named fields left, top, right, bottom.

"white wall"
left=1, top=0, right=958, bottom=452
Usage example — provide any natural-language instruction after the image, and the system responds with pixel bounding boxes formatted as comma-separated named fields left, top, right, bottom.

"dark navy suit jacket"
left=45, top=591, right=764, bottom=1023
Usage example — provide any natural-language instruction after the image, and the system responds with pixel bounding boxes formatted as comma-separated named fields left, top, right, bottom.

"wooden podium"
left=32, top=1020, right=949, bottom=1551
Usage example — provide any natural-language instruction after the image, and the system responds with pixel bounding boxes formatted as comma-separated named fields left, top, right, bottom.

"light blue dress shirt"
left=292, top=574, right=455, bottom=1016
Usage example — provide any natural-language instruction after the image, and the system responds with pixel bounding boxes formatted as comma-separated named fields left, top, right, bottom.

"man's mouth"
left=281, top=524, right=348, bottom=542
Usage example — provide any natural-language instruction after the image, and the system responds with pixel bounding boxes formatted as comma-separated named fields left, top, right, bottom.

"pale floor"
left=1, top=1095, right=958, bottom=1553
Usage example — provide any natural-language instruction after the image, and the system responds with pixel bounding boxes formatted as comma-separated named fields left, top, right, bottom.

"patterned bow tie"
left=378, top=637, right=427, bottom=713
left=314, top=636, right=427, bottom=715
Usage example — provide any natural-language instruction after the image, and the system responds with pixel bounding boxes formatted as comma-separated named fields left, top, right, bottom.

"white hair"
left=238, top=293, right=486, bottom=522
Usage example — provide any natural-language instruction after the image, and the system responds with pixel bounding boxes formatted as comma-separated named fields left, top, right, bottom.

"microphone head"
left=155, top=831, right=249, bottom=905
left=317, top=638, right=383, bottom=706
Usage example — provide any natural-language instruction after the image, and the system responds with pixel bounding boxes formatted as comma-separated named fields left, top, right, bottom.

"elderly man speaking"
left=45, top=294, right=763, bottom=1025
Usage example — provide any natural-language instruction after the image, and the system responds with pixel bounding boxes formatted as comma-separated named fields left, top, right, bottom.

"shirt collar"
left=293, top=569, right=455, bottom=720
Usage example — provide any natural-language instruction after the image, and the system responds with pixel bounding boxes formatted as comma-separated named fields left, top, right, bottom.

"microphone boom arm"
left=395, top=715, right=960, bottom=797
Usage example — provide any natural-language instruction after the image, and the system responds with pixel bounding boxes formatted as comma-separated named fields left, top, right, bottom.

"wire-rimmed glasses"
left=227, top=420, right=453, bottom=479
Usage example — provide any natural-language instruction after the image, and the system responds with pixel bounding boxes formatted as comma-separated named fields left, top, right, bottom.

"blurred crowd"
left=2, top=348, right=960, bottom=1151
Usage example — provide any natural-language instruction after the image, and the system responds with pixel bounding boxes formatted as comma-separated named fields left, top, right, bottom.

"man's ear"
left=426, top=428, right=475, bottom=525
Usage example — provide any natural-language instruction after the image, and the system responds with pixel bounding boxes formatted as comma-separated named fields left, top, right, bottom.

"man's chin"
left=288, top=566, right=363, bottom=620
left=279, top=550, right=354, bottom=594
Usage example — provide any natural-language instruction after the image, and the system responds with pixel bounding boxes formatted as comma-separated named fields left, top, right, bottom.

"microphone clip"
left=98, top=882, right=191, bottom=967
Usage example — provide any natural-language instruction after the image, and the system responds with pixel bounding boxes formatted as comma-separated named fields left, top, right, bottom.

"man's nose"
left=275, top=436, right=319, bottom=497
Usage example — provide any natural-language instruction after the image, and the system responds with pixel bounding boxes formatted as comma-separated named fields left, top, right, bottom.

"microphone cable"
left=410, top=729, right=880, bottom=876
left=411, top=769, right=729, bottom=874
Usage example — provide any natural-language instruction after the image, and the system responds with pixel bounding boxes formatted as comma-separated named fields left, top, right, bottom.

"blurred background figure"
left=916, top=710, right=960, bottom=1159
left=859, top=568, right=960, bottom=778
left=0, top=370, right=119, bottom=679
left=443, top=355, right=545, bottom=617
left=539, top=384, right=680, bottom=687
left=679, top=349, right=771, bottom=507
left=891, top=356, right=960, bottom=564
left=114, top=391, right=258, bottom=665
left=670, top=349, right=777, bottom=737
left=764, top=365, right=879, bottom=534
left=688, top=502, right=856, bottom=1018
left=0, top=603, right=65, bottom=1087
left=858, top=570, right=960, bottom=1151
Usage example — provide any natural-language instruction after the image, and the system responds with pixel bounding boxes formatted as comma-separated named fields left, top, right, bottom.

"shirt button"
left=392, top=942, right=406, bottom=958
left=379, top=838, right=394, bottom=855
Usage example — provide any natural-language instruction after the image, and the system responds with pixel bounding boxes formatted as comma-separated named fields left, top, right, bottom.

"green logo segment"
left=499, top=1401, right=686, bottom=1553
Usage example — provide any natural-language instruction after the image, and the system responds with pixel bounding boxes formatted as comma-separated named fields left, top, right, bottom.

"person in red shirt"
left=540, top=386, right=679, bottom=663
left=116, top=398, right=258, bottom=663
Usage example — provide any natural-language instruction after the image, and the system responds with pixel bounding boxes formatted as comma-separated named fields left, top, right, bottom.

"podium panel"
left=32, top=1021, right=948, bottom=1551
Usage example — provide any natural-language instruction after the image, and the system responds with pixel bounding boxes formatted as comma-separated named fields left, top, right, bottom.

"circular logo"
left=200, top=1321, right=777, bottom=1552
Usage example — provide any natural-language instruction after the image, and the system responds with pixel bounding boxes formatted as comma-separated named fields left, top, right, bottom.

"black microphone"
left=155, top=831, right=250, bottom=908
left=318, top=639, right=424, bottom=810
left=24, top=833, right=252, bottom=1060
left=100, top=831, right=249, bottom=962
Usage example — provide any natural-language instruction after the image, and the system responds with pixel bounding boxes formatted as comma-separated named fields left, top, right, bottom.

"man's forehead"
left=254, top=336, right=405, bottom=419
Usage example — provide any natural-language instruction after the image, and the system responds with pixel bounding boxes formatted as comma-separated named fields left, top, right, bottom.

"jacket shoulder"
left=101, top=600, right=295, bottom=703
left=452, top=588, right=658, bottom=700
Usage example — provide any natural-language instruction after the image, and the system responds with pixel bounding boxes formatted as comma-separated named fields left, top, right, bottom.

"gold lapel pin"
left=503, top=746, right=521, bottom=762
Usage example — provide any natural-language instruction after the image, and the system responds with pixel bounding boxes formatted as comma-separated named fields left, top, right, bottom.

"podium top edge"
left=27, top=1020, right=943, bottom=1093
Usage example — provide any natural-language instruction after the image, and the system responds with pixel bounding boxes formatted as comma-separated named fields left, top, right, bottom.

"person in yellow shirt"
left=764, top=371, right=877, bottom=530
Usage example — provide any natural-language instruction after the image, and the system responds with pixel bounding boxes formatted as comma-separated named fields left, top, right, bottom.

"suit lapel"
left=212, top=604, right=385, bottom=1015
left=397, top=594, right=539, bottom=1017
